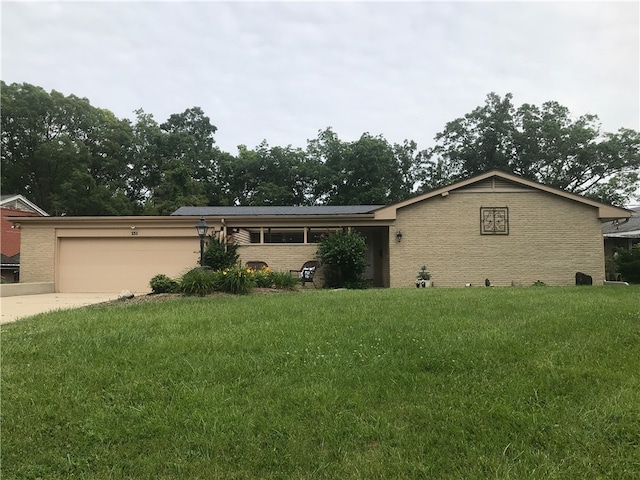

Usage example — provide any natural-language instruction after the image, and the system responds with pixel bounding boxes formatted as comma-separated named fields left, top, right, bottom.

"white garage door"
left=58, top=237, right=200, bottom=293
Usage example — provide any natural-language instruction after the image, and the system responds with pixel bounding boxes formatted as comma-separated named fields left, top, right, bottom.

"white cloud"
left=2, top=1, right=638, bottom=153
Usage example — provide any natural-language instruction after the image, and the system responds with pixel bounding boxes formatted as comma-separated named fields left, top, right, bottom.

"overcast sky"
left=2, top=1, right=639, bottom=155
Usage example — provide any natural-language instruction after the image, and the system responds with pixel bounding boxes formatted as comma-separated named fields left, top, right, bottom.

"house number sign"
left=480, top=207, right=509, bottom=235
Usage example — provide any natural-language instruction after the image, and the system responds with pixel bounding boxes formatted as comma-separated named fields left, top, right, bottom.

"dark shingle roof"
left=171, top=205, right=383, bottom=217
left=1, top=253, right=20, bottom=266
left=602, top=207, right=640, bottom=234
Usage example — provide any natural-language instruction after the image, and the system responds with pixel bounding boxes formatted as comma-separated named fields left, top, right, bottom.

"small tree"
left=202, top=235, right=239, bottom=271
left=614, top=245, right=640, bottom=283
left=317, top=230, right=367, bottom=288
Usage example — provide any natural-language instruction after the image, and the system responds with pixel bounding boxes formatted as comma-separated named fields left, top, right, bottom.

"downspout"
left=221, top=218, right=227, bottom=252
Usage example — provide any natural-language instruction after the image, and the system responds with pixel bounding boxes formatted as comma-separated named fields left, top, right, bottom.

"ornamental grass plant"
left=3, top=286, right=639, bottom=479
left=179, top=267, right=219, bottom=296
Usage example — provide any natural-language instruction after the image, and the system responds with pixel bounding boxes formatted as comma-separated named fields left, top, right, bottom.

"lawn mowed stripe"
left=2, top=287, right=639, bottom=479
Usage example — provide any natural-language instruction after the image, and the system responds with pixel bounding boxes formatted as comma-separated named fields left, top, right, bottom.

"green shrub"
left=252, top=268, right=274, bottom=288
left=270, top=271, right=299, bottom=290
left=202, top=235, right=239, bottom=271
left=180, top=267, right=218, bottom=296
left=605, top=255, right=619, bottom=280
left=615, top=244, right=640, bottom=283
left=317, top=230, right=367, bottom=288
left=218, top=267, right=255, bottom=295
left=149, top=274, right=180, bottom=294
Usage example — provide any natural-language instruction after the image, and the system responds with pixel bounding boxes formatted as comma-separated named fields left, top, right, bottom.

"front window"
left=264, top=228, right=304, bottom=244
left=231, top=226, right=343, bottom=244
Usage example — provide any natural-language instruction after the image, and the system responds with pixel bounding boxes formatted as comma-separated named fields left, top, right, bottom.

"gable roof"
left=374, top=170, right=634, bottom=221
left=172, top=205, right=383, bottom=217
left=0, top=194, right=48, bottom=216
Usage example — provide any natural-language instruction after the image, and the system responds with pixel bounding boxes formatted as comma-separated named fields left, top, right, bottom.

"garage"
left=58, top=237, right=200, bottom=293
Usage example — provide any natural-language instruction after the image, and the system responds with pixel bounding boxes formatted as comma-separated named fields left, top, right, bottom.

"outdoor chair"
left=290, top=260, right=320, bottom=287
left=246, top=261, right=269, bottom=271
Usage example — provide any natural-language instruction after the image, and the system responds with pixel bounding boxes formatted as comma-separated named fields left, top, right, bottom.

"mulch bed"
left=98, top=287, right=305, bottom=308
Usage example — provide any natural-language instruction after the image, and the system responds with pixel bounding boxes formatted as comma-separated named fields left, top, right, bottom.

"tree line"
left=2, top=82, right=639, bottom=216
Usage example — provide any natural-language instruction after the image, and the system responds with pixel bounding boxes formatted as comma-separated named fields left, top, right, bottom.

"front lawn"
left=2, top=287, right=639, bottom=479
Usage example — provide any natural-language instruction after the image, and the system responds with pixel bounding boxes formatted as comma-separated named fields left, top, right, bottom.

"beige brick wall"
left=19, top=225, right=56, bottom=283
left=17, top=192, right=607, bottom=291
left=238, top=244, right=318, bottom=272
left=389, top=190, right=604, bottom=287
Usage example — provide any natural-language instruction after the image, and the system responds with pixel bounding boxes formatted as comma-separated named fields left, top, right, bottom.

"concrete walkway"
left=1, top=293, right=120, bottom=325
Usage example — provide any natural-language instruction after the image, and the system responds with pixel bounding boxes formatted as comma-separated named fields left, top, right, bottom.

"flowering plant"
left=250, top=266, right=274, bottom=288
left=219, top=266, right=255, bottom=294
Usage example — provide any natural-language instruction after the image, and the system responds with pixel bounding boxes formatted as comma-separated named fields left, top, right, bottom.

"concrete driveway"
left=1, top=293, right=120, bottom=325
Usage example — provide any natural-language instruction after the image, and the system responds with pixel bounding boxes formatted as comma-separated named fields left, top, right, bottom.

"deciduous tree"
left=423, top=93, right=640, bottom=204
left=1, top=81, right=134, bottom=214
left=307, top=128, right=420, bottom=205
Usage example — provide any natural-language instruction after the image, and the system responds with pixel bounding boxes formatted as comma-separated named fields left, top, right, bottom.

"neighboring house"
left=0, top=195, right=49, bottom=282
left=602, top=206, right=640, bottom=256
left=13, top=171, right=634, bottom=293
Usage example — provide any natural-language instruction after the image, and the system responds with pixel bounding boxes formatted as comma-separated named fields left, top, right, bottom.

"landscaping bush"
left=218, top=267, right=255, bottom=295
left=615, top=244, right=640, bottom=283
left=248, top=268, right=299, bottom=290
left=180, top=267, right=219, bottom=296
left=605, top=254, right=619, bottom=280
left=202, top=235, right=239, bottom=271
left=173, top=266, right=300, bottom=296
left=252, top=267, right=274, bottom=288
left=270, top=271, right=300, bottom=290
left=149, top=274, right=180, bottom=294
left=317, top=229, right=367, bottom=288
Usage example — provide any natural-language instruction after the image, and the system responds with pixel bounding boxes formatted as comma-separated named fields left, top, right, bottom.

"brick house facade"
left=13, top=171, right=633, bottom=292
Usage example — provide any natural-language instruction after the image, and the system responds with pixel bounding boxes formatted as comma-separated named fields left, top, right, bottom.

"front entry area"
left=355, top=227, right=390, bottom=287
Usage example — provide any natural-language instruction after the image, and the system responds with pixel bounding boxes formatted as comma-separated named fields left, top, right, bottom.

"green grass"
left=2, top=287, right=639, bottom=479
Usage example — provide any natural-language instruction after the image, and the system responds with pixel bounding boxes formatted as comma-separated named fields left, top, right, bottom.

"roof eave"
left=7, top=213, right=380, bottom=226
left=0, top=194, right=49, bottom=216
left=604, top=230, right=640, bottom=238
